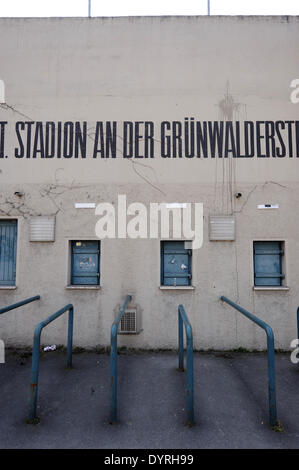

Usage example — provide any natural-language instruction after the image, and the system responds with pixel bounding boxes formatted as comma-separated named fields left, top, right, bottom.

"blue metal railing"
left=220, top=296, right=278, bottom=427
left=0, top=295, right=40, bottom=315
left=178, top=304, right=195, bottom=426
left=28, top=304, right=74, bottom=423
left=110, top=294, right=132, bottom=423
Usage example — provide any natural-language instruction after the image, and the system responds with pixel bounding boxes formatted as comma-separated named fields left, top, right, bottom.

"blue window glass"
left=161, top=241, right=192, bottom=286
left=71, top=240, right=100, bottom=285
left=0, top=220, right=17, bottom=286
left=253, top=241, right=284, bottom=286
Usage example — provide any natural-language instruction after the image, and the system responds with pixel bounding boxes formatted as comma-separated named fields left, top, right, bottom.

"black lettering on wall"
left=208, top=121, right=223, bottom=158
left=256, top=121, right=267, bottom=157
left=6, top=119, right=299, bottom=160
left=0, top=121, right=7, bottom=158
left=161, top=121, right=171, bottom=158
left=45, top=122, right=55, bottom=158
left=134, top=121, right=143, bottom=158
left=25, top=122, right=34, bottom=158
left=172, top=121, right=182, bottom=158
left=15, top=121, right=24, bottom=158
left=224, top=121, right=236, bottom=158
left=93, top=122, right=105, bottom=158
left=296, top=121, right=299, bottom=157
left=244, top=121, right=255, bottom=157
left=57, top=122, right=62, bottom=158
left=105, top=121, right=117, bottom=158
left=285, top=121, right=294, bottom=157
left=123, top=121, right=133, bottom=158
left=33, top=121, right=44, bottom=158
left=184, top=117, right=195, bottom=158
left=75, top=121, right=87, bottom=158
left=196, top=122, right=208, bottom=158
left=275, top=121, right=286, bottom=158
left=63, top=122, right=74, bottom=158
left=144, top=121, right=154, bottom=158
left=265, top=121, right=276, bottom=157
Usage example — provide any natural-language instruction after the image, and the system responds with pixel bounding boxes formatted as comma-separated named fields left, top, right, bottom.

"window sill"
left=0, top=286, right=17, bottom=290
left=159, top=286, right=195, bottom=291
left=253, top=286, right=289, bottom=292
left=65, top=285, right=101, bottom=290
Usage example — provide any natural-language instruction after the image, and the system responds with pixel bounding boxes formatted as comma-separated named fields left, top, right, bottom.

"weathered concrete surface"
left=0, top=350, right=299, bottom=449
left=1, top=16, right=299, bottom=350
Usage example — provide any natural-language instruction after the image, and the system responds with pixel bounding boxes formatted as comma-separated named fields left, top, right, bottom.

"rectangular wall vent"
left=119, top=308, right=138, bottom=334
left=29, top=217, right=55, bottom=242
left=209, top=215, right=236, bottom=241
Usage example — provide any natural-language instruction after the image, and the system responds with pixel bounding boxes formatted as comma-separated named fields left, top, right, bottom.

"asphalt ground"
left=0, top=350, right=298, bottom=449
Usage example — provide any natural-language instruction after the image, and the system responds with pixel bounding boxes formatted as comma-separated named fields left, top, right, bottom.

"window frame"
left=70, top=240, right=101, bottom=287
left=0, top=219, right=18, bottom=287
left=253, top=240, right=285, bottom=287
left=160, top=240, right=192, bottom=287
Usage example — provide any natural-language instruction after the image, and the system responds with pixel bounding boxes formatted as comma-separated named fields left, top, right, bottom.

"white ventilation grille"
left=209, top=215, right=236, bottom=241
left=29, top=217, right=55, bottom=242
left=119, top=308, right=137, bottom=334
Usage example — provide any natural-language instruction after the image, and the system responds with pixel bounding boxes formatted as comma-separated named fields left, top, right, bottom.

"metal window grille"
left=119, top=309, right=137, bottom=333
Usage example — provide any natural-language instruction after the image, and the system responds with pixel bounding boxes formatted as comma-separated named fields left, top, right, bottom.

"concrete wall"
left=0, top=16, right=298, bottom=350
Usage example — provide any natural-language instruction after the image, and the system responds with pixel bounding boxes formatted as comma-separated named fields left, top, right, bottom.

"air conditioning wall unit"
left=118, top=306, right=140, bottom=334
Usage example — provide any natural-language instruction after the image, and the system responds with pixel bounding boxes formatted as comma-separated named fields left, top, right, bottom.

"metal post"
left=28, top=304, right=74, bottom=423
left=207, top=0, right=210, bottom=15
left=186, top=328, right=194, bottom=425
left=67, top=306, right=73, bottom=368
left=29, top=327, right=42, bottom=422
left=110, top=324, right=118, bottom=423
left=220, top=296, right=278, bottom=427
left=177, top=305, right=195, bottom=426
left=266, top=329, right=277, bottom=427
left=178, top=309, right=184, bottom=370
left=88, top=0, right=91, bottom=17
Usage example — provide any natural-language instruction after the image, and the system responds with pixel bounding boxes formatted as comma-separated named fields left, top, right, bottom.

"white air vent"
left=119, top=308, right=138, bottom=334
left=209, top=215, right=235, bottom=241
left=29, top=217, right=55, bottom=242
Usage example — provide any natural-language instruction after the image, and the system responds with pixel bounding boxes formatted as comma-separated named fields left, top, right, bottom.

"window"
left=253, top=241, right=284, bottom=287
left=161, top=241, right=192, bottom=286
left=71, top=240, right=100, bottom=286
left=0, top=220, right=17, bottom=286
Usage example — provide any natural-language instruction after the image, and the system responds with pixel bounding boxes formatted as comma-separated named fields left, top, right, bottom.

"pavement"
left=0, top=349, right=299, bottom=449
